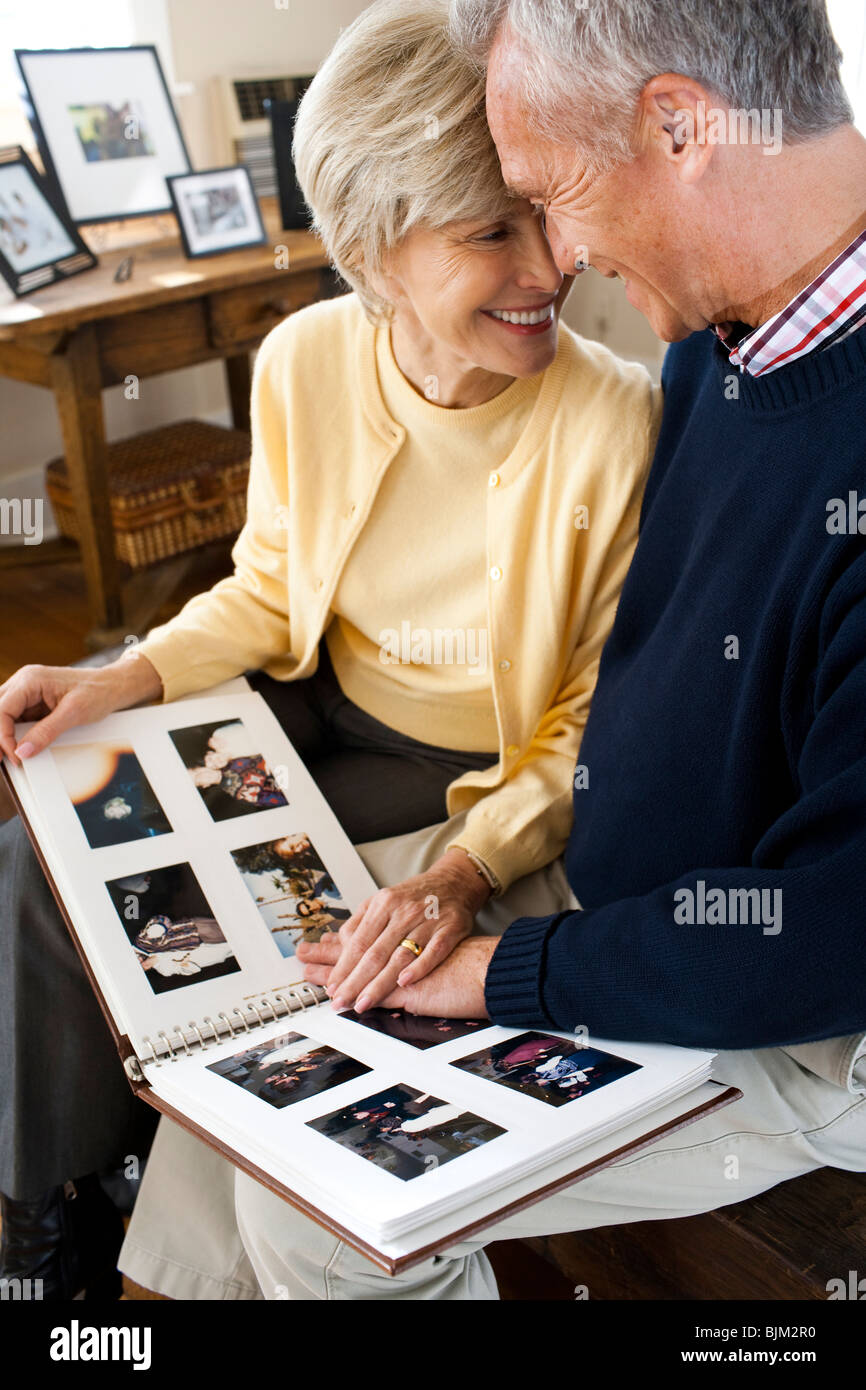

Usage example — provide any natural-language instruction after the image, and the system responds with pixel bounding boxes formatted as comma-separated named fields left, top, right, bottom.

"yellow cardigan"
left=139, top=293, right=661, bottom=889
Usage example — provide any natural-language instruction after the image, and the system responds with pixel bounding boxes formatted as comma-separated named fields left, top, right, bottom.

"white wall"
left=0, top=0, right=370, bottom=535
left=163, top=0, right=369, bottom=169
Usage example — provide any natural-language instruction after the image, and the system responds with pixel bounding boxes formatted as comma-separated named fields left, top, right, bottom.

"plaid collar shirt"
left=714, top=226, right=866, bottom=377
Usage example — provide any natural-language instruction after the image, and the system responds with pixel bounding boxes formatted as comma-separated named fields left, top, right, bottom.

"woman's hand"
left=299, top=849, right=492, bottom=1013
left=0, top=654, right=163, bottom=764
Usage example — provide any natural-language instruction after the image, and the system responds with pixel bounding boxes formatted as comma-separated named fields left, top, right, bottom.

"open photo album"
left=3, top=684, right=740, bottom=1272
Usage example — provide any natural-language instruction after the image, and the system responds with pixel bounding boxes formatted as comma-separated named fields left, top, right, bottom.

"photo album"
left=2, top=683, right=739, bottom=1272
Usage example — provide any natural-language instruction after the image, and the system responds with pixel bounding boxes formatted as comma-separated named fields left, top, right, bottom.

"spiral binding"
left=139, top=983, right=327, bottom=1070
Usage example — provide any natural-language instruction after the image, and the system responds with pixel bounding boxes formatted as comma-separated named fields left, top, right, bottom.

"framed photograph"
left=0, top=146, right=97, bottom=296
left=15, top=46, right=192, bottom=225
left=167, top=165, right=267, bottom=258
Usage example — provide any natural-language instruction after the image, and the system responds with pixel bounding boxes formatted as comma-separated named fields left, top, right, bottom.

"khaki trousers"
left=119, top=814, right=866, bottom=1300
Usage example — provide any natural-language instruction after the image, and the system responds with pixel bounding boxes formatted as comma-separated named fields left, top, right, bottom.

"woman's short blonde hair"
left=292, top=0, right=516, bottom=321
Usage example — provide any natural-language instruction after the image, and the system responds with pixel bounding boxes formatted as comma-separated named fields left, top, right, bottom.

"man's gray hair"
left=450, top=0, right=853, bottom=171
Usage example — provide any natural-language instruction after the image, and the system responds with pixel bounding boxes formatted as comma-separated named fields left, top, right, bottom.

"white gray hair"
left=292, top=0, right=517, bottom=321
left=449, top=0, right=853, bottom=171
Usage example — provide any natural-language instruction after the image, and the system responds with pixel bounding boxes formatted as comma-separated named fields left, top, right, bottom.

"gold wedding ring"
left=399, top=937, right=423, bottom=958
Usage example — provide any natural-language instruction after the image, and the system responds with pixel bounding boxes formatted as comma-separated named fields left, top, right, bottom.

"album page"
left=145, top=1001, right=715, bottom=1243
left=8, top=691, right=378, bottom=1058
left=375, top=1077, right=733, bottom=1265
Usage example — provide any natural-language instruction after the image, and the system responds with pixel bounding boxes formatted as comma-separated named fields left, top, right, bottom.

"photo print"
left=68, top=102, right=155, bottom=162
left=231, top=834, right=352, bottom=959
left=0, top=166, right=76, bottom=272
left=339, top=1008, right=489, bottom=1051
left=182, top=183, right=248, bottom=237
left=169, top=718, right=288, bottom=821
left=53, top=741, right=172, bottom=850
left=206, top=1031, right=370, bottom=1110
left=104, top=861, right=239, bottom=995
left=307, top=1083, right=506, bottom=1182
left=451, top=1033, right=641, bottom=1107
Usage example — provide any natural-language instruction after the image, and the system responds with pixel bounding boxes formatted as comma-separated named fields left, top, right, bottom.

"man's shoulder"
left=660, top=328, right=721, bottom=387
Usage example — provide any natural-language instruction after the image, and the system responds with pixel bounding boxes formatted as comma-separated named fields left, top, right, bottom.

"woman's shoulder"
left=555, top=320, right=656, bottom=399
left=256, top=291, right=369, bottom=372
left=552, top=321, right=662, bottom=451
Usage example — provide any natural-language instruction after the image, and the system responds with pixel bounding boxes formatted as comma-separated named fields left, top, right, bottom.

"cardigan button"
left=499, top=658, right=512, bottom=672
left=506, top=744, right=520, bottom=758
left=488, top=471, right=501, bottom=488
left=489, top=565, right=503, bottom=582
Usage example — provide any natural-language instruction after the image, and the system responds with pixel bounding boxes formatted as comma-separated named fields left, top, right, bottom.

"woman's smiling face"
left=380, top=202, right=572, bottom=383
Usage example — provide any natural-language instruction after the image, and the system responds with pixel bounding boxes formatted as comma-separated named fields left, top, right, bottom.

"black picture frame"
left=0, top=146, right=97, bottom=298
left=267, top=98, right=313, bottom=232
left=14, top=45, right=193, bottom=226
left=167, top=165, right=267, bottom=259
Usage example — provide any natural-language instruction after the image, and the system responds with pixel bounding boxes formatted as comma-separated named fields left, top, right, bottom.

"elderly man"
left=224, top=0, right=866, bottom=1301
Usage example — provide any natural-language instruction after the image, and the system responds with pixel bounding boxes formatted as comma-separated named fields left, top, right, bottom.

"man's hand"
left=298, top=933, right=498, bottom=1019
left=319, top=849, right=492, bottom=1013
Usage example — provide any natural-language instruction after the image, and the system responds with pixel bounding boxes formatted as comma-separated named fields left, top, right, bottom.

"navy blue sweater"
left=485, top=326, right=866, bottom=1050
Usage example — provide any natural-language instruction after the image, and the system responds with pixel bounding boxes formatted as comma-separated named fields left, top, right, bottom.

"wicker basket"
left=46, top=420, right=251, bottom=570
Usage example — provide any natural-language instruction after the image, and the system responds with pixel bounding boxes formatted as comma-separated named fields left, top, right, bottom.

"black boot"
left=0, top=1174, right=124, bottom=1300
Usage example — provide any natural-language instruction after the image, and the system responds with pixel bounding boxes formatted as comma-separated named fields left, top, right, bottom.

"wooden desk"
left=0, top=199, right=332, bottom=645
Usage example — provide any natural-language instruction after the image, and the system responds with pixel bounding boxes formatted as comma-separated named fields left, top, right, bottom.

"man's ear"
left=638, top=73, right=717, bottom=185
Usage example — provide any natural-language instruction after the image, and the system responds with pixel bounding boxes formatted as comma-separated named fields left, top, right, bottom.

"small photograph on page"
left=451, top=1033, right=641, bottom=1107
left=206, top=1031, right=370, bottom=1109
left=307, top=1083, right=506, bottom=1182
left=231, top=834, right=352, bottom=958
left=169, top=718, right=288, bottom=821
left=339, top=1008, right=489, bottom=1050
left=105, top=862, right=240, bottom=995
left=53, top=741, right=172, bottom=849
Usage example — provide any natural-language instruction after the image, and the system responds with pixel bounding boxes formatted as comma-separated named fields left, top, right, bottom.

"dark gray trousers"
left=0, top=649, right=496, bottom=1197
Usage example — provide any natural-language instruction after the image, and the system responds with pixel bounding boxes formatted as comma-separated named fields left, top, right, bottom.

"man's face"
left=486, top=34, right=714, bottom=342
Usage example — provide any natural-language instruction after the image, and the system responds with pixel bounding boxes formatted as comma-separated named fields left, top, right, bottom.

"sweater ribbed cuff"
left=484, top=913, right=565, bottom=1028
left=136, top=633, right=243, bottom=704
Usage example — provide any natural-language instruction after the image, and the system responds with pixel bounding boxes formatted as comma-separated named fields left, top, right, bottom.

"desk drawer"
left=207, top=271, right=322, bottom=350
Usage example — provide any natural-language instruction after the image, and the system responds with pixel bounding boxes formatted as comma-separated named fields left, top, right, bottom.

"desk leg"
left=50, top=324, right=123, bottom=637
left=224, top=351, right=252, bottom=434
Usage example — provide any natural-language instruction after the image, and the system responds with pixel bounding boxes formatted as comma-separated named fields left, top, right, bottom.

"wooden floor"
left=0, top=544, right=234, bottom=684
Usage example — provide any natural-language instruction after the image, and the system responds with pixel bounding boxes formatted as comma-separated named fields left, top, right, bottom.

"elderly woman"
left=0, top=0, right=658, bottom=1299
